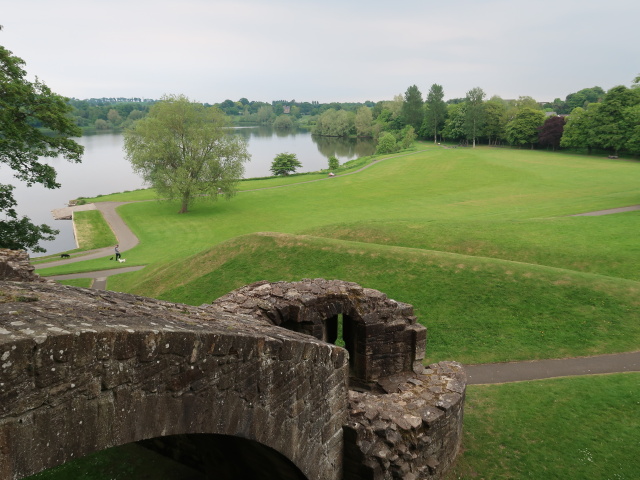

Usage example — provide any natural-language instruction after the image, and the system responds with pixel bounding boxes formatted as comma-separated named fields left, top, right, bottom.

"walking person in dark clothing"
left=115, top=244, right=121, bottom=261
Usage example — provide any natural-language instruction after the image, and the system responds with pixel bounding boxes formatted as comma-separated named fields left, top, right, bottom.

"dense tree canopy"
left=0, top=45, right=83, bottom=252
left=505, top=108, right=546, bottom=149
left=124, top=95, right=250, bottom=213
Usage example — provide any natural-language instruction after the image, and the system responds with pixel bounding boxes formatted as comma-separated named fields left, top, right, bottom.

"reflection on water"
left=312, top=135, right=376, bottom=159
left=3, top=127, right=375, bottom=255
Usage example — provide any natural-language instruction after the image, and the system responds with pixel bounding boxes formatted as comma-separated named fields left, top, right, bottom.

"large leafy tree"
left=505, top=108, right=546, bottom=149
left=441, top=103, right=468, bottom=144
left=0, top=43, right=83, bottom=252
left=313, top=109, right=354, bottom=137
left=423, top=84, right=447, bottom=143
left=464, top=87, right=486, bottom=147
left=591, top=85, right=640, bottom=155
left=560, top=105, right=600, bottom=154
left=483, top=97, right=508, bottom=145
left=124, top=95, right=250, bottom=213
left=401, top=85, right=424, bottom=131
left=354, top=106, right=373, bottom=137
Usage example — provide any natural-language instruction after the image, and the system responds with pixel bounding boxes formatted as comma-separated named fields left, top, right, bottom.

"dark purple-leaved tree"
left=538, top=116, right=566, bottom=151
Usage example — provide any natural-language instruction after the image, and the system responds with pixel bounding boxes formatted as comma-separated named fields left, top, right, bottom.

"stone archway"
left=212, top=279, right=427, bottom=390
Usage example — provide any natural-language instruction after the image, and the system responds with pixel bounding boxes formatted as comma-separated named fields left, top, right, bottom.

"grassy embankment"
left=31, top=145, right=640, bottom=478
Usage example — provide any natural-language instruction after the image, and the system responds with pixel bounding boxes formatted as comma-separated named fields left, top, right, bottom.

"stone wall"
left=213, top=279, right=427, bottom=391
left=344, top=362, right=466, bottom=480
left=0, top=252, right=466, bottom=480
left=0, top=249, right=39, bottom=282
left=215, top=279, right=466, bottom=479
left=0, top=281, right=348, bottom=480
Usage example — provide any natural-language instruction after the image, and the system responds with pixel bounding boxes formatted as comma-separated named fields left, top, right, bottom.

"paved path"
left=47, top=266, right=146, bottom=290
left=35, top=202, right=138, bottom=269
left=570, top=205, right=640, bottom=216
left=464, top=351, right=640, bottom=384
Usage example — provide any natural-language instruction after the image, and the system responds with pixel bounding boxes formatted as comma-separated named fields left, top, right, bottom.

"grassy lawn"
left=31, top=145, right=640, bottom=479
left=446, top=373, right=640, bottom=480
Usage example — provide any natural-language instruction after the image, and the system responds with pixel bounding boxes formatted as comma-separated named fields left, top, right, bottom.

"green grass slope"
left=117, top=232, right=640, bottom=365
left=446, top=373, right=640, bottom=480
left=37, top=146, right=639, bottom=365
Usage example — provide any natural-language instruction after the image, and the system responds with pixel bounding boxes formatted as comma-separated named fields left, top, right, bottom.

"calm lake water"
left=1, top=127, right=375, bottom=256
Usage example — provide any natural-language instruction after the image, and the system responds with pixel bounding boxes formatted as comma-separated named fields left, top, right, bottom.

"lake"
left=1, top=127, right=375, bottom=256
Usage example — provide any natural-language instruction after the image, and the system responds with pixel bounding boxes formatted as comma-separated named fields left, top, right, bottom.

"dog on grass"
left=117, top=258, right=126, bottom=263
left=60, top=253, right=70, bottom=258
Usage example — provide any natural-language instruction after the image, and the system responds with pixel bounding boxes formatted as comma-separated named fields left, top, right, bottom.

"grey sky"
left=2, top=0, right=638, bottom=104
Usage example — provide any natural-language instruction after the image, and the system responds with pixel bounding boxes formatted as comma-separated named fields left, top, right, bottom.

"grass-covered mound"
left=114, top=232, right=640, bottom=365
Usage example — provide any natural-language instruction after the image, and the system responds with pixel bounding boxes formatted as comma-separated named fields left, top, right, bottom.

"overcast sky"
left=2, top=0, right=639, bottom=104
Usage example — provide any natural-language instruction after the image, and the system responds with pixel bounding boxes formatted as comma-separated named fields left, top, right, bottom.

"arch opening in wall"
left=25, top=435, right=308, bottom=480
left=138, top=434, right=309, bottom=480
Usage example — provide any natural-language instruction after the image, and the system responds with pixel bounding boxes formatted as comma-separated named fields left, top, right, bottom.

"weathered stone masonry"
left=0, top=250, right=466, bottom=479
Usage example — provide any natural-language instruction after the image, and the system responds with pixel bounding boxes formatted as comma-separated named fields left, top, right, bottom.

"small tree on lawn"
left=271, top=152, right=302, bottom=176
left=328, top=156, right=339, bottom=171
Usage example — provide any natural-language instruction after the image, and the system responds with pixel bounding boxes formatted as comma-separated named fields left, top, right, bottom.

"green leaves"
left=123, top=95, right=250, bottom=213
left=270, top=152, right=302, bottom=176
left=0, top=46, right=83, bottom=252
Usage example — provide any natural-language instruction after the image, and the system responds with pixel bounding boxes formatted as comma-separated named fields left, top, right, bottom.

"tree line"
left=307, top=80, right=640, bottom=156
left=57, top=76, right=640, bottom=157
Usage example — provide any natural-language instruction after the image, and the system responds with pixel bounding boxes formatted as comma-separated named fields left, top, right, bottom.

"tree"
left=560, top=105, right=600, bottom=154
left=376, top=132, right=398, bottom=154
left=441, top=103, right=468, bottom=144
left=354, top=106, right=373, bottom=137
left=273, top=115, right=294, bottom=129
left=271, top=152, right=302, bottom=176
left=401, top=85, right=424, bottom=131
left=328, top=156, right=339, bottom=171
left=505, top=108, right=546, bottom=149
left=399, top=126, right=417, bottom=149
left=423, top=84, right=447, bottom=143
left=591, top=85, right=640, bottom=155
left=483, top=97, right=508, bottom=145
left=313, top=109, right=353, bottom=137
left=538, top=115, right=566, bottom=150
left=464, top=87, right=486, bottom=147
left=124, top=95, right=250, bottom=214
left=0, top=45, right=83, bottom=252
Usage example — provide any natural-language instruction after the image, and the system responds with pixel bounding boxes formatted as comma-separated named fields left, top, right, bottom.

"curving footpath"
left=34, top=161, right=640, bottom=385
left=36, top=202, right=143, bottom=289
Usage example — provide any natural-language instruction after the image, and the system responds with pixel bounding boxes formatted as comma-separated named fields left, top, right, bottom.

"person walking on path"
left=114, top=244, right=121, bottom=261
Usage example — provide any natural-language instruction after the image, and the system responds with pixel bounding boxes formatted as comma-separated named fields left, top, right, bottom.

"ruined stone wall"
left=213, top=279, right=427, bottom=390
left=0, top=251, right=466, bottom=480
left=215, top=279, right=466, bottom=479
left=0, top=249, right=39, bottom=282
left=344, top=362, right=466, bottom=480
left=0, top=281, right=348, bottom=480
